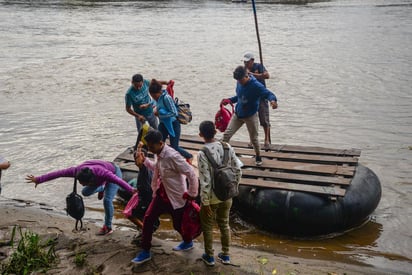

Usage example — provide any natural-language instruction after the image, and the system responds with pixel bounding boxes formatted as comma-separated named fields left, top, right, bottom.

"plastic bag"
left=123, top=192, right=139, bottom=218
left=181, top=200, right=202, bottom=239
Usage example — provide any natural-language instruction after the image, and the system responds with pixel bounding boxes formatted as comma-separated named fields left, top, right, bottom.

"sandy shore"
left=0, top=198, right=389, bottom=275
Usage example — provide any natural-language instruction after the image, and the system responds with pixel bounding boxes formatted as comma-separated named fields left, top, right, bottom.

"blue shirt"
left=125, top=79, right=154, bottom=116
left=229, top=75, right=277, bottom=119
left=156, top=90, right=178, bottom=137
left=157, top=90, right=178, bottom=122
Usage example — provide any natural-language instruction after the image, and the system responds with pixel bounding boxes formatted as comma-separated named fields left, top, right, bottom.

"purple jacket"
left=35, top=160, right=133, bottom=193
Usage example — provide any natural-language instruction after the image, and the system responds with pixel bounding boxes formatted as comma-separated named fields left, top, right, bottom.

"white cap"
left=242, top=52, right=255, bottom=62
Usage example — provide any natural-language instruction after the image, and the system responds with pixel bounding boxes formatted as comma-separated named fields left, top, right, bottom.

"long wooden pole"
left=251, top=0, right=263, bottom=66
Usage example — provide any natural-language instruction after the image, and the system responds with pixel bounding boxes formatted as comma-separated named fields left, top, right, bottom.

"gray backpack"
left=201, top=142, right=241, bottom=201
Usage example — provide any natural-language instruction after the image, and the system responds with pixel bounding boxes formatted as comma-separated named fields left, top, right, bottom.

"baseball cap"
left=242, top=52, right=255, bottom=62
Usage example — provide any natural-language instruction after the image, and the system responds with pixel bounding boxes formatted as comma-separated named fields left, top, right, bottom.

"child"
left=197, top=121, right=242, bottom=266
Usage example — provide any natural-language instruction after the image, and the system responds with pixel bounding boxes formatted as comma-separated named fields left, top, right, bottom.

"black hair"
left=149, top=79, right=162, bottom=95
left=233, top=66, right=247, bottom=80
left=199, top=120, right=216, bottom=140
left=132, top=74, right=143, bottom=83
left=144, top=130, right=163, bottom=145
left=76, top=167, right=95, bottom=183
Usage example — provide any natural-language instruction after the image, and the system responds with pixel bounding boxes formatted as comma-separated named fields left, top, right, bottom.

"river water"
left=0, top=0, right=411, bottom=273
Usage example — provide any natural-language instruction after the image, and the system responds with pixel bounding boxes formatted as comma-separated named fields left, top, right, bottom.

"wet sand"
left=0, top=198, right=394, bottom=275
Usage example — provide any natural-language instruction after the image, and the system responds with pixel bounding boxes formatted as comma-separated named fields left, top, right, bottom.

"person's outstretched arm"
left=26, top=166, right=76, bottom=187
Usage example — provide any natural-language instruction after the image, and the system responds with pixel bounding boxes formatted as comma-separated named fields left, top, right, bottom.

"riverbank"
left=232, top=0, right=329, bottom=4
left=0, top=198, right=393, bottom=275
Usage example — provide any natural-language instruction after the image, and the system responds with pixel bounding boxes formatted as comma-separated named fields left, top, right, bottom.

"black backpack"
left=66, top=175, right=85, bottom=230
left=201, top=142, right=241, bottom=201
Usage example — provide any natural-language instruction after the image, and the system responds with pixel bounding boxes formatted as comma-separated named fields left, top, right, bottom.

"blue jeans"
left=81, top=165, right=122, bottom=228
left=159, top=119, right=192, bottom=159
left=135, top=113, right=158, bottom=133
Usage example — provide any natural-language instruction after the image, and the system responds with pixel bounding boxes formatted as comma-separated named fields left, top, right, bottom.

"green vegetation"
left=73, top=251, right=87, bottom=267
left=72, top=249, right=101, bottom=274
left=0, top=226, right=57, bottom=275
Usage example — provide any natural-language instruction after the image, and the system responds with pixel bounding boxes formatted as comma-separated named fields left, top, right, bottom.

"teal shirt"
left=125, top=79, right=154, bottom=116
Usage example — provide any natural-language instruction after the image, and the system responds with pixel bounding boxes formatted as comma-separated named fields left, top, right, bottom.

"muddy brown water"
left=1, top=0, right=411, bottom=273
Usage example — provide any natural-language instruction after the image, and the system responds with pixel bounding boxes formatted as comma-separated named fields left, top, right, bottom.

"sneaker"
left=263, top=143, right=271, bottom=152
left=98, top=191, right=104, bottom=200
left=172, top=241, right=194, bottom=251
left=248, top=142, right=253, bottom=148
left=217, top=253, right=230, bottom=265
left=255, top=155, right=263, bottom=166
left=96, top=225, right=113, bottom=236
left=202, top=253, right=215, bottom=266
left=131, top=250, right=151, bottom=264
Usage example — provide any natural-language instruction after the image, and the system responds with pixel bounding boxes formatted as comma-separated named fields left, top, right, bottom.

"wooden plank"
left=114, top=136, right=357, bottom=196
left=240, top=178, right=346, bottom=197
left=115, top=157, right=351, bottom=186
left=116, top=149, right=355, bottom=177
left=115, top=150, right=135, bottom=162
left=240, top=157, right=355, bottom=177
left=242, top=169, right=351, bottom=186
left=180, top=134, right=361, bottom=157
left=179, top=141, right=359, bottom=165
left=120, top=137, right=360, bottom=163
left=234, top=141, right=361, bottom=157
left=235, top=148, right=358, bottom=165
left=117, top=160, right=347, bottom=196
left=115, top=161, right=139, bottom=172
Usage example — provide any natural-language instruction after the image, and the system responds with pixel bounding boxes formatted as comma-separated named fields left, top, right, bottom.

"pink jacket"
left=144, top=144, right=198, bottom=209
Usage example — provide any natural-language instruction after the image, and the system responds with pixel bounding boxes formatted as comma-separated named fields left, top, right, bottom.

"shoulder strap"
left=220, top=142, right=230, bottom=165
left=75, top=219, right=83, bottom=231
left=73, top=172, right=78, bottom=194
left=201, top=146, right=219, bottom=169
left=201, top=142, right=230, bottom=168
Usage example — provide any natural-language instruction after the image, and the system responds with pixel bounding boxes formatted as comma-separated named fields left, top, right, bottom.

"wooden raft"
left=114, top=134, right=361, bottom=200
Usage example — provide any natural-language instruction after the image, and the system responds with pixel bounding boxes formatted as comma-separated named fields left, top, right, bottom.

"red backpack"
left=215, top=103, right=234, bottom=132
left=166, top=80, right=175, bottom=98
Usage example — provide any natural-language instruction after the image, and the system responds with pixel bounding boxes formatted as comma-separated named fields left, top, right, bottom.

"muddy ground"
left=0, top=198, right=389, bottom=275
